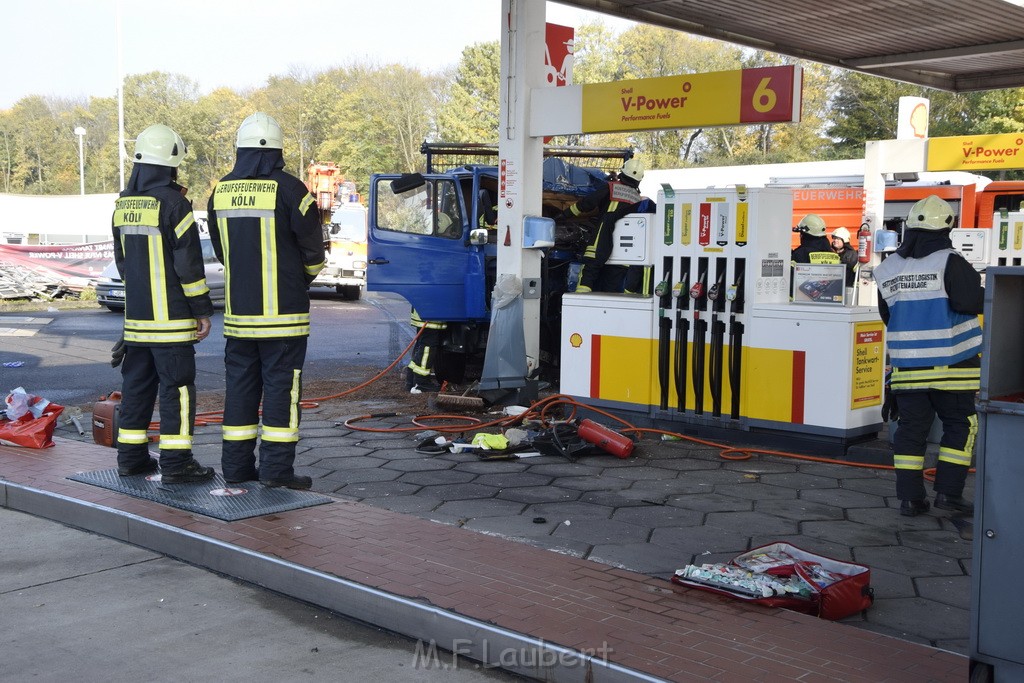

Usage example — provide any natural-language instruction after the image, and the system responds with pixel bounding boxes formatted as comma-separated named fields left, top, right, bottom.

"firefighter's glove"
left=111, top=337, right=126, bottom=368
left=880, top=388, right=898, bottom=423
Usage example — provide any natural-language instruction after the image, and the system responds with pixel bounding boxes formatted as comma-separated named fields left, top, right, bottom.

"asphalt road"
left=0, top=290, right=414, bottom=409
left=0, top=507, right=522, bottom=683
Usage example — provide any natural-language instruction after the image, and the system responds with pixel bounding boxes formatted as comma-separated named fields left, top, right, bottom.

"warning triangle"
left=503, top=227, right=511, bottom=246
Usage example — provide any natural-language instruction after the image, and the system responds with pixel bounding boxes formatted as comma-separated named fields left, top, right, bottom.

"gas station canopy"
left=557, top=0, right=1024, bottom=92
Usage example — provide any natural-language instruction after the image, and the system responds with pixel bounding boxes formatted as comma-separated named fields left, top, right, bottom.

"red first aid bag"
left=0, top=403, right=65, bottom=448
left=672, top=542, right=873, bottom=620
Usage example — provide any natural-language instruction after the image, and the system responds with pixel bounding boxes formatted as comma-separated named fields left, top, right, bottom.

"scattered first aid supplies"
left=672, top=542, right=873, bottom=620
left=0, top=388, right=64, bottom=449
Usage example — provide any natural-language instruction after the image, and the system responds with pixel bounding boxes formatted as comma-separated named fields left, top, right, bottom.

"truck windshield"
left=330, top=208, right=367, bottom=242
left=375, top=178, right=462, bottom=239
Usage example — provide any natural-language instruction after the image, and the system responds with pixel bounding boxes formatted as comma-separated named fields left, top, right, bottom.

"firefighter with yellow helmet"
left=112, top=124, right=215, bottom=484
left=873, top=195, right=982, bottom=517
left=559, top=157, right=645, bottom=293
left=791, top=214, right=839, bottom=265
left=208, top=112, right=326, bottom=489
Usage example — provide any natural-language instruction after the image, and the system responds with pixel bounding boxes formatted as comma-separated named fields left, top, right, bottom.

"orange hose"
left=146, top=326, right=425, bottom=433
left=344, top=393, right=967, bottom=480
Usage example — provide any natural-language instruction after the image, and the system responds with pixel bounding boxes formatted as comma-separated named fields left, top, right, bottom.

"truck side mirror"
left=390, top=173, right=425, bottom=194
left=469, top=228, right=488, bottom=246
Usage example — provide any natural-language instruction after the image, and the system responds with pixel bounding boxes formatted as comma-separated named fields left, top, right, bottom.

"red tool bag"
left=671, top=541, right=873, bottom=621
left=0, top=402, right=65, bottom=449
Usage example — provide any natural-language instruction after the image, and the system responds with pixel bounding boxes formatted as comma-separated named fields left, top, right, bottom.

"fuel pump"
left=707, top=258, right=727, bottom=418
left=674, top=257, right=691, bottom=412
left=690, top=257, right=709, bottom=415
left=727, top=260, right=745, bottom=420
left=655, top=257, right=673, bottom=410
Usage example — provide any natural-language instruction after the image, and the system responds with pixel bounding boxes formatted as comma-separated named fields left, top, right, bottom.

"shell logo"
left=569, top=332, right=583, bottom=348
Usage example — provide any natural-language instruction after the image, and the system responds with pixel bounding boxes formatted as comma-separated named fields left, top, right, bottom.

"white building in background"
left=0, top=193, right=118, bottom=245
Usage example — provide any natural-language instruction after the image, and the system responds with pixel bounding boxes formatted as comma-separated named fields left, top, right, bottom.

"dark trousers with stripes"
left=117, top=345, right=196, bottom=472
left=221, top=337, right=307, bottom=482
left=892, top=390, right=974, bottom=501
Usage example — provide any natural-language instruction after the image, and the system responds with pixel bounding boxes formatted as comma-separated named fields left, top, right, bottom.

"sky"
left=0, top=0, right=635, bottom=110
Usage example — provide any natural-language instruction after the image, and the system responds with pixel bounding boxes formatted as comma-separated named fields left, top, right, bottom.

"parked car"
left=95, top=238, right=225, bottom=311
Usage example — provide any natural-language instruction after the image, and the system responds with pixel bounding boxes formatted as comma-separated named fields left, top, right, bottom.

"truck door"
left=368, top=174, right=487, bottom=321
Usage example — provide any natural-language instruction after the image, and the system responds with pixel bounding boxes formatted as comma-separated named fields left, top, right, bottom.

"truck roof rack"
left=420, top=141, right=633, bottom=174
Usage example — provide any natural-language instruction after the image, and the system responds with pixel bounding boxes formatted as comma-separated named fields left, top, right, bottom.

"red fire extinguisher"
left=857, top=222, right=872, bottom=264
left=577, top=419, right=634, bottom=459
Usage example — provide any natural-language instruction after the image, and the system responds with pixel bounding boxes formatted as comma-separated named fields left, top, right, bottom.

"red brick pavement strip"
left=1, top=438, right=967, bottom=683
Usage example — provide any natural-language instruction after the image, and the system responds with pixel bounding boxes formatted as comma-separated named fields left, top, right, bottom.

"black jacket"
left=113, top=164, right=213, bottom=346
left=207, top=149, right=326, bottom=339
left=791, top=234, right=837, bottom=264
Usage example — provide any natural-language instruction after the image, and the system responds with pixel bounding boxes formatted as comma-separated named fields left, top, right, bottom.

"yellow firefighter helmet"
left=906, top=195, right=955, bottom=230
left=796, top=214, right=827, bottom=237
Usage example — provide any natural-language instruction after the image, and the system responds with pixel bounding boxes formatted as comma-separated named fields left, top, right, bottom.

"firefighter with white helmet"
left=559, top=156, right=646, bottom=292
left=872, top=194, right=982, bottom=517
left=112, top=123, right=215, bottom=484
left=830, top=226, right=858, bottom=286
left=208, top=112, right=326, bottom=489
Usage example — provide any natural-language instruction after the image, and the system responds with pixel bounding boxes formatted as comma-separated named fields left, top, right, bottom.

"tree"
left=435, top=42, right=501, bottom=143
left=319, top=63, right=442, bottom=195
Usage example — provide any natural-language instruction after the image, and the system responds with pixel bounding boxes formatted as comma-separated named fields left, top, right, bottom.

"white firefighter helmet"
left=832, top=226, right=852, bottom=243
left=236, top=112, right=284, bottom=149
left=133, top=124, right=186, bottom=168
left=906, top=195, right=955, bottom=230
left=797, top=214, right=827, bottom=237
left=621, top=158, right=645, bottom=183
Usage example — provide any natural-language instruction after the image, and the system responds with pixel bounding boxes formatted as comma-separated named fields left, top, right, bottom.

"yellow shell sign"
left=581, top=65, right=802, bottom=134
left=927, top=133, right=1024, bottom=171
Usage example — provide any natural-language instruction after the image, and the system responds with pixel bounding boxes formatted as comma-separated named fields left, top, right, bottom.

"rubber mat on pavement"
left=68, top=468, right=332, bottom=521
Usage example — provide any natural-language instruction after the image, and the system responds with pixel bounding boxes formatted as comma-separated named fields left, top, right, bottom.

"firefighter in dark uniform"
left=830, top=226, right=859, bottom=287
left=873, top=195, right=982, bottom=517
left=560, top=158, right=645, bottom=293
left=208, top=112, right=326, bottom=490
left=113, top=124, right=215, bottom=484
left=406, top=309, right=444, bottom=393
left=791, top=214, right=840, bottom=264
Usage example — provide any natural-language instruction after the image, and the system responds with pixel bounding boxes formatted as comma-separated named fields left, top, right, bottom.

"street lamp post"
left=74, top=126, right=86, bottom=195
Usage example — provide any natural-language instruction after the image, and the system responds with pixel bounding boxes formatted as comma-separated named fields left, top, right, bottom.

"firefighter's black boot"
left=900, top=499, right=930, bottom=517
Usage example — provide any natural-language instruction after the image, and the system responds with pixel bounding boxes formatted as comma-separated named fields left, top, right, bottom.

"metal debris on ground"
left=0, top=263, right=75, bottom=300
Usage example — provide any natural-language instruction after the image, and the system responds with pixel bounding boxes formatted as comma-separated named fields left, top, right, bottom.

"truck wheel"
left=338, top=285, right=361, bottom=301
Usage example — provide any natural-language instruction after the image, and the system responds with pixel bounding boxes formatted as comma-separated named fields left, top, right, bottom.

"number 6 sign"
left=740, top=66, right=800, bottom=123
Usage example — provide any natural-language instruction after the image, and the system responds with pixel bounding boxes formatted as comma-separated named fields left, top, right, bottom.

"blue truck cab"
left=367, top=143, right=632, bottom=382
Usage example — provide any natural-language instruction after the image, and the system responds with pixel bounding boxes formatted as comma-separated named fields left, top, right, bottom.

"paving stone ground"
left=51, top=400, right=975, bottom=657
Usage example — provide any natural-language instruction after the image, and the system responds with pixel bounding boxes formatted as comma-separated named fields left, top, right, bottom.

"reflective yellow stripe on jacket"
left=115, top=197, right=199, bottom=344
left=214, top=180, right=312, bottom=338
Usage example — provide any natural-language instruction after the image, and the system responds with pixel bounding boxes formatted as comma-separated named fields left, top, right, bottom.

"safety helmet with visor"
left=133, top=124, right=187, bottom=168
left=237, top=112, right=284, bottom=149
left=906, top=195, right=955, bottom=230
left=795, top=214, right=827, bottom=237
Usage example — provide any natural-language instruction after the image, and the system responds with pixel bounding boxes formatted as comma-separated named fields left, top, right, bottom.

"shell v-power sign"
left=581, top=65, right=802, bottom=133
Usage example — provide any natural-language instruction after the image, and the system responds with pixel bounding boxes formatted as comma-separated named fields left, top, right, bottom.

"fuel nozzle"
left=654, top=277, right=671, bottom=298
left=689, top=279, right=705, bottom=301
left=727, top=269, right=746, bottom=313
left=672, top=276, right=686, bottom=299
left=709, top=269, right=727, bottom=312
left=689, top=273, right=707, bottom=311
